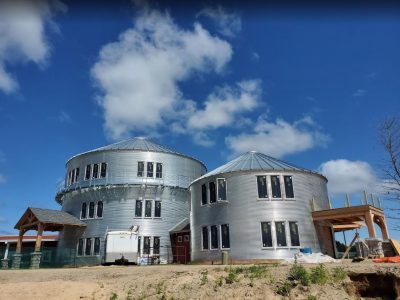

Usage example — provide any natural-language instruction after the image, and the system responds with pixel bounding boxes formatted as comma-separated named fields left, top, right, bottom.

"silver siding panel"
left=191, top=171, right=328, bottom=262
left=58, top=151, right=205, bottom=265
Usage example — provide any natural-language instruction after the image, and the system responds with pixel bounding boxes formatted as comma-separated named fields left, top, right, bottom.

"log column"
left=35, top=223, right=44, bottom=252
left=30, top=223, right=44, bottom=269
left=364, top=212, right=376, bottom=238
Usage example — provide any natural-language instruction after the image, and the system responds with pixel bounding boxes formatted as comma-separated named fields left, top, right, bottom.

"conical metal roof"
left=191, top=151, right=325, bottom=184
left=66, top=137, right=205, bottom=167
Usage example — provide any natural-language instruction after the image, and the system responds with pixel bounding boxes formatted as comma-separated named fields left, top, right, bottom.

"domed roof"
left=66, top=137, right=205, bottom=167
left=191, top=151, right=325, bottom=184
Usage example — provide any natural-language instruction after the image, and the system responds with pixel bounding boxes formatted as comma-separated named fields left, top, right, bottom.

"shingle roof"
left=191, top=151, right=326, bottom=184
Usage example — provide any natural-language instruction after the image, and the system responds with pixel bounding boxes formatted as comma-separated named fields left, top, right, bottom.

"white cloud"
left=92, top=8, right=233, bottom=140
left=58, top=110, right=71, bottom=123
left=187, top=80, right=261, bottom=130
left=226, top=116, right=330, bottom=158
left=352, top=89, right=366, bottom=97
left=319, top=159, right=379, bottom=194
left=197, top=6, right=241, bottom=37
left=0, top=0, right=65, bottom=93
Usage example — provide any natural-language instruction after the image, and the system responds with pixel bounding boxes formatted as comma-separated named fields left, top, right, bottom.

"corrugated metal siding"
left=191, top=171, right=329, bottom=261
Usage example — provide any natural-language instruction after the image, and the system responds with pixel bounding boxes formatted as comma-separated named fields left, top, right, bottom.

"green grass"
left=331, top=267, right=347, bottom=283
left=289, top=263, right=310, bottom=286
left=200, top=270, right=208, bottom=285
left=276, top=281, right=293, bottom=296
left=310, top=264, right=330, bottom=285
left=109, top=292, right=118, bottom=300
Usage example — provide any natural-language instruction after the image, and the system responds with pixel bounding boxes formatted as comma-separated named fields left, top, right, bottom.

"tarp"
left=373, top=256, right=400, bottom=263
left=285, top=252, right=339, bottom=264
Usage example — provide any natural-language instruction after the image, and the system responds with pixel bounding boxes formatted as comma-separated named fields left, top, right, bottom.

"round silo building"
left=55, top=138, right=206, bottom=265
left=190, top=151, right=329, bottom=262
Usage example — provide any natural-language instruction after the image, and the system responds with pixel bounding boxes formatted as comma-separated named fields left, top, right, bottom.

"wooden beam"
left=15, top=229, right=25, bottom=254
left=20, top=221, right=39, bottom=229
left=365, top=212, right=376, bottom=238
left=342, top=233, right=359, bottom=260
left=34, top=223, right=44, bottom=252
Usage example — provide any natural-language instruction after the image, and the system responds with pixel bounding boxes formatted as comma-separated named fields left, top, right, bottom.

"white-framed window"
left=100, top=163, right=107, bottom=178
left=202, top=226, right=209, bottom=250
left=261, top=222, right=273, bottom=248
left=201, top=184, right=207, bottom=206
left=154, top=201, right=161, bottom=218
left=220, top=224, right=230, bottom=249
left=284, top=176, right=295, bottom=199
left=256, top=175, right=295, bottom=201
left=260, top=220, right=301, bottom=249
left=210, top=225, right=218, bottom=249
left=143, top=236, right=151, bottom=254
left=77, top=238, right=84, bottom=256
left=85, top=238, right=92, bottom=255
left=80, top=202, right=104, bottom=220
left=137, top=161, right=144, bottom=177
left=153, top=237, right=160, bottom=255
left=93, top=238, right=101, bottom=255
left=156, top=163, right=162, bottom=178
left=257, top=175, right=268, bottom=199
left=77, top=237, right=101, bottom=256
left=85, top=165, right=91, bottom=180
left=177, top=236, right=183, bottom=243
left=217, top=178, right=227, bottom=201
left=184, top=235, right=190, bottom=242
left=96, top=201, right=103, bottom=218
left=135, top=200, right=143, bottom=217
left=147, top=162, right=154, bottom=177
left=92, top=163, right=99, bottom=179
left=80, top=202, right=87, bottom=219
left=289, top=221, right=300, bottom=247
left=145, top=200, right=152, bottom=218
left=88, top=202, right=95, bottom=218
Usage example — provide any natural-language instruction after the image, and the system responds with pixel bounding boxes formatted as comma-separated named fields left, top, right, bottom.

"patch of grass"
left=307, top=295, right=318, bottom=300
left=247, top=265, right=269, bottom=279
left=215, top=276, right=224, bottom=287
left=156, top=281, right=165, bottom=294
left=225, top=268, right=240, bottom=284
left=310, top=264, right=330, bottom=285
left=331, top=267, right=347, bottom=283
left=276, top=281, right=293, bottom=296
left=289, top=263, right=310, bottom=286
left=109, top=292, right=118, bottom=300
left=200, top=270, right=208, bottom=285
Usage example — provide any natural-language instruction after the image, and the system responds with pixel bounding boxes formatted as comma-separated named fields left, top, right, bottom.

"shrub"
left=310, top=264, right=330, bottom=285
left=215, top=276, right=224, bottom=287
left=109, top=292, right=118, bottom=300
left=200, top=270, right=208, bottom=285
left=307, top=295, right=318, bottom=300
left=276, top=281, right=293, bottom=296
left=247, top=265, right=269, bottom=279
left=289, top=263, right=310, bottom=286
left=225, top=269, right=240, bottom=284
left=331, top=267, right=347, bottom=283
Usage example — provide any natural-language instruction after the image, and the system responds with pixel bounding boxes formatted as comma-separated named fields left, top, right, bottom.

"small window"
left=71, top=169, right=75, bottom=183
left=138, top=236, right=141, bottom=255
left=221, top=224, right=230, bottom=249
left=92, top=164, right=99, bottom=179
left=209, top=182, right=216, bottom=203
left=155, top=201, right=161, bottom=218
left=97, top=201, right=103, bottom=218
left=143, top=236, right=150, bottom=255
left=289, top=221, right=300, bottom=246
left=75, top=168, right=80, bottom=182
left=257, top=176, right=268, bottom=198
left=81, top=203, right=87, bottom=219
left=261, top=222, right=273, bottom=247
left=93, top=237, right=100, bottom=255
left=100, top=163, right=107, bottom=178
left=85, top=238, right=92, bottom=255
left=284, top=176, right=294, bottom=199
left=202, top=227, right=209, bottom=250
left=156, top=163, right=162, bottom=178
left=210, top=225, right=218, bottom=249
left=77, top=239, right=84, bottom=256
left=88, top=202, right=95, bottom=218
left=177, top=236, right=182, bottom=242
left=135, top=200, right=143, bottom=217
left=201, top=184, right=207, bottom=205
left=85, top=165, right=91, bottom=180
left=275, top=221, right=287, bottom=247
left=137, top=162, right=144, bottom=177
left=145, top=200, right=152, bottom=217
left=217, top=178, right=227, bottom=201
left=67, top=171, right=71, bottom=186
left=271, top=175, right=281, bottom=198
left=147, top=162, right=154, bottom=177
left=184, top=235, right=190, bottom=242
left=153, top=237, right=160, bottom=255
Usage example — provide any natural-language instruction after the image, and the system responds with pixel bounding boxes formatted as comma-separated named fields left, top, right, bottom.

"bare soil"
left=0, top=260, right=399, bottom=300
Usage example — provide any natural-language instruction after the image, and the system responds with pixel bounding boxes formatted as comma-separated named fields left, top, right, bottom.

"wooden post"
left=363, top=190, right=368, bottom=205
left=345, top=193, right=350, bottom=207
left=16, top=229, right=24, bottom=254
left=378, top=195, right=382, bottom=209
left=378, top=217, right=389, bottom=240
left=370, top=194, right=375, bottom=207
left=341, top=233, right=359, bottom=260
left=364, top=212, right=376, bottom=238
left=35, top=223, right=44, bottom=252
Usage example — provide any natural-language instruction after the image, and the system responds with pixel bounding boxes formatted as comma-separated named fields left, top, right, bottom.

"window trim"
left=201, top=226, right=209, bottom=251
left=177, top=235, right=183, bottom=243
left=283, top=175, right=295, bottom=200
left=135, top=199, right=143, bottom=218
left=77, top=238, right=84, bottom=256
left=217, top=178, right=227, bottom=202
left=154, top=200, right=162, bottom=218
left=137, top=161, right=145, bottom=177
left=93, top=237, right=101, bottom=256
left=84, top=164, right=92, bottom=181
left=156, top=162, right=163, bottom=179
left=80, top=202, right=87, bottom=220
left=288, top=221, right=301, bottom=247
left=255, top=174, right=296, bottom=201
left=96, top=201, right=104, bottom=219
left=144, top=199, right=153, bottom=218
left=260, top=221, right=274, bottom=249
left=147, top=162, right=154, bottom=178
left=274, top=220, right=288, bottom=248
left=220, top=224, right=230, bottom=249
left=100, top=163, right=107, bottom=178
left=201, top=184, right=208, bottom=206
left=210, top=225, right=219, bottom=250
left=209, top=181, right=216, bottom=204
left=256, top=175, right=269, bottom=200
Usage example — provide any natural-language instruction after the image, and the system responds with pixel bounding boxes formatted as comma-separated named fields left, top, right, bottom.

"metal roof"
left=66, top=137, right=206, bottom=167
left=191, top=151, right=326, bottom=184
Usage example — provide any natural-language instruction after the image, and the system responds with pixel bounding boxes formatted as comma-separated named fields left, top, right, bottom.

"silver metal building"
left=190, top=151, right=329, bottom=262
left=55, top=137, right=206, bottom=265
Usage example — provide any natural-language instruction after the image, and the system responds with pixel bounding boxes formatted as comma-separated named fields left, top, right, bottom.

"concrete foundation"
left=1, top=259, right=9, bottom=269
left=365, top=238, right=384, bottom=257
left=11, top=254, right=22, bottom=269
left=30, top=252, right=42, bottom=269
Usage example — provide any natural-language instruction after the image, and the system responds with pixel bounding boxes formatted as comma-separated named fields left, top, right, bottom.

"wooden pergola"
left=14, top=207, right=86, bottom=254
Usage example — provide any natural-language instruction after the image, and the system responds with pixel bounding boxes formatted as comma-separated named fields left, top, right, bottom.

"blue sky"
left=0, top=1, right=399, bottom=240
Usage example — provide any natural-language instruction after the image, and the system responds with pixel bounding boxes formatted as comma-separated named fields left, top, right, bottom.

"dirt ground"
left=0, top=260, right=399, bottom=300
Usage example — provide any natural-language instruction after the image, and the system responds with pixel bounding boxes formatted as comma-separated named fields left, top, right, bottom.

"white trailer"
left=104, top=231, right=138, bottom=264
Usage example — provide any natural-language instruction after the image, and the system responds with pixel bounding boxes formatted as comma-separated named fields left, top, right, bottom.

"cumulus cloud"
left=319, top=159, right=379, bottom=194
left=92, top=8, right=233, bottom=140
left=197, top=6, right=241, bottom=37
left=0, top=0, right=65, bottom=93
left=226, top=116, right=330, bottom=158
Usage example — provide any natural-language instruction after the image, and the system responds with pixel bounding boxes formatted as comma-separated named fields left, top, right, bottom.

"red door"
left=171, top=232, right=190, bottom=264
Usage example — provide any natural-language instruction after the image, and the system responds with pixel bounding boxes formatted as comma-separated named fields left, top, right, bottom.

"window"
left=135, top=200, right=143, bottom=217
left=75, top=168, right=80, bottom=182
left=67, top=171, right=71, bottom=186
left=71, top=169, right=76, bottom=183
left=85, top=238, right=92, bottom=255
left=153, top=237, right=160, bottom=255
left=156, top=163, right=162, bottom=178
left=137, top=161, right=144, bottom=177
left=88, top=202, right=95, bottom=218
left=289, top=222, right=300, bottom=246
left=138, top=236, right=141, bottom=255
left=147, top=162, right=154, bottom=177
left=184, top=235, right=190, bottom=242
left=210, top=225, right=218, bottom=249
left=143, top=236, right=150, bottom=255
left=100, top=163, right=107, bottom=178
left=271, top=176, right=281, bottom=198
left=257, top=176, right=268, bottom=198
left=275, top=221, right=287, bottom=247
left=93, top=238, right=100, bottom=255
left=202, top=227, right=209, bottom=250
left=154, top=201, right=161, bottom=218
left=177, top=236, right=182, bottom=242
left=221, top=224, right=230, bottom=249
left=145, top=200, right=152, bottom=217
left=284, top=176, right=294, bottom=199
left=85, top=165, right=91, bottom=180
left=217, top=179, right=227, bottom=201
left=261, top=222, right=273, bottom=247
left=209, top=182, right=216, bottom=203
left=92, top=164, right=99, bottom=179
left=81, top=203, right=87, bottom=219
left=97, top=201, right=103, bottom=218
left=201, top=184, right=207, bottom=205
left=77, top=239, right=84, bottom=256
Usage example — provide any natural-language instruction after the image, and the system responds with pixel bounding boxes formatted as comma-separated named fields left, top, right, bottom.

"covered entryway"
left=169, top=218, right=190, bottom=264
left=9, top=207, right=86, bottom=269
